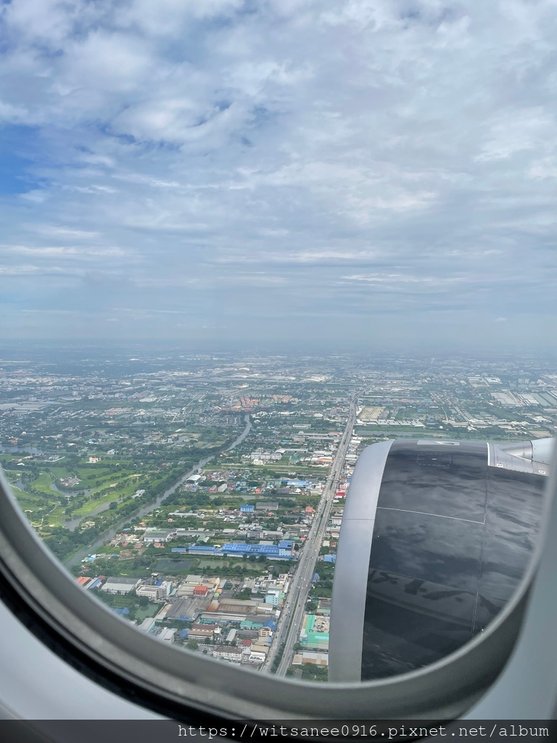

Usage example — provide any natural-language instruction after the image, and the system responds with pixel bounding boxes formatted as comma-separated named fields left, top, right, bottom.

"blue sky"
left=1, top=0, right=556, bottom=353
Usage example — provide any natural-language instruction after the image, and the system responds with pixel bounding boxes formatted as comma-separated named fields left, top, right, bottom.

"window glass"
left=0, top=0, right=554, bottom=687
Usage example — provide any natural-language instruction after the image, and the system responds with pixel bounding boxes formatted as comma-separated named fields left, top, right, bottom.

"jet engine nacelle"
left=329, top=438, right=552, bottom=682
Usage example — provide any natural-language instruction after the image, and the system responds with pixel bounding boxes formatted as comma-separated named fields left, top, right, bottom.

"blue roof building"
left=187, top=545, right=219, bottom=555
left=171, top=542, right=292, bottom=559
left=221, top=542, right=292, bottom=559
left=240, top=504, right=255, bottom=513
left=285, top=479, right=310, bottom=488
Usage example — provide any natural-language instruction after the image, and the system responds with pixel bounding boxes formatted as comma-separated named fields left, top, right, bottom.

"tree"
left=186, top=639, right=199, bottom=651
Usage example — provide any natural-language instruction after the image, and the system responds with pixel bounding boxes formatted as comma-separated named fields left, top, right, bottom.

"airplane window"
left=0, top=0, right=556, bottom=724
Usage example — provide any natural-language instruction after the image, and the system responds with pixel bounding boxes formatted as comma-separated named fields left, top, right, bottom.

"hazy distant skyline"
left=1, top=1, right=556, bottom=353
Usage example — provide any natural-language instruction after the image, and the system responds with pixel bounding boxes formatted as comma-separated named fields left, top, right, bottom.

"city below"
left=1, top=350, right=555, bottom=681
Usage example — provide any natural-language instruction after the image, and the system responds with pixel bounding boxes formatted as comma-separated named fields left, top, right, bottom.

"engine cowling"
left=329, top=438, right=551, bottom=682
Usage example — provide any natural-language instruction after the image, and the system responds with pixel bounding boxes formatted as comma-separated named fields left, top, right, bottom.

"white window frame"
left=0, top=445, right=555, bottom=722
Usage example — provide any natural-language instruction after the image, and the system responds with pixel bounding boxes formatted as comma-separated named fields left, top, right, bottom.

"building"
left=248, top=644, right=269, bottom=662
left=278, top=540, right=294, bottom=550
left=300, top=614, right=329, bottom=651
left=221, top=543, right=292, bottom=559
left=240, top=504, right=255, bottom=513
left=157, top=628, right=176, bottom=643
left=161, top=597, right=209, bottom=622
left=143, top=528, right=175, bottom=544
left=211, top=646, right=243, bottom=663
left=265, top=590, right=281, bottom=606
left=100, top=577, right=139, bottom=595
left=188, top=624, right=217, bottom=641
left=292, top=651, right=329, bottom=667
left=136, top=584, right=166, bottom=602
left=216, top=599, right=264, bottom=615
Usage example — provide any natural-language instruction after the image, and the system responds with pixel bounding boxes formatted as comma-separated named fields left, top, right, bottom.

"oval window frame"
left=0, top=444, right=555, bottom=723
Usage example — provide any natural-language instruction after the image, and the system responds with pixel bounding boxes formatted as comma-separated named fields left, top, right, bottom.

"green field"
left=0, top=453, right=157, bottom=536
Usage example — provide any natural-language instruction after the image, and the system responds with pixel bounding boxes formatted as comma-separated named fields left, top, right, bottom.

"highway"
left=65, top=415, right=252, bottom=569
left=263, top=400, right=357, bottom=675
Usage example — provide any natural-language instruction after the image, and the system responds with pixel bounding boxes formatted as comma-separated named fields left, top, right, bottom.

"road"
left=65, top=415, right=252, bottom=568
left=263, top=400, right=357, bottom=675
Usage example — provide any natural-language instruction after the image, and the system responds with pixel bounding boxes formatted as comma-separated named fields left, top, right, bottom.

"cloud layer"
left=1, top=0, right=556, bottom=352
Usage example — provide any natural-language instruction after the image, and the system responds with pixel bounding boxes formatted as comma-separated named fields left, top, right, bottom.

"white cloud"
left=0, top=99, right=29, bottom=122
left=3, top=0, right=80, bottom=46
left=115, top=0, right=244, bottom=36
left=31, top=226, right=101, bottom=239
left=2, top=244, right=126, bottom=258
left=0, top=0, right=556, bottom=347
left=62, top=31, right=155, bottom=94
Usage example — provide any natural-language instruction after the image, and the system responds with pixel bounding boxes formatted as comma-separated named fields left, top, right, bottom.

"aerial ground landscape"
left=1, top=347, right=555, bottom=680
